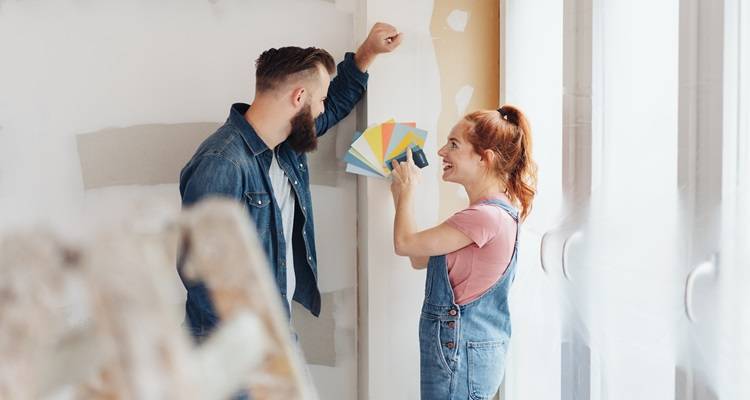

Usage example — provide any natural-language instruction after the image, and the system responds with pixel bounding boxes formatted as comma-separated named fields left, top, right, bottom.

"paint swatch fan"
left=344, top=120, right=429, bottom=178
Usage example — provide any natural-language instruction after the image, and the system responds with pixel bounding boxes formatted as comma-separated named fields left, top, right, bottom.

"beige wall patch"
left=292, top=288, right=355, bottom=367
left=431, top=0, right=500, bottom=219
left=77, top=123, right=218, bottom=189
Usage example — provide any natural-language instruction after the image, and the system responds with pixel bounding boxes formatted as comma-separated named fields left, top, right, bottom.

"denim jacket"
left=179, top=52, right=368, bottom=338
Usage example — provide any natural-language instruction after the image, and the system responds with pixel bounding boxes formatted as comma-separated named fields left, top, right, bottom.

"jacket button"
left=447, top=321, right=456, bottom=329
left=445, top=341, right=455, bottom=349
left=257, top=200, right=262, bottom=205
left=448, top=309, right=457, bottom=316
left=294, top=180, right=298, bottom=185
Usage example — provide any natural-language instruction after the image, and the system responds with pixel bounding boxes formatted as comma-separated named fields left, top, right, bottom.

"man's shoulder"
left=193, top=123, right=251, bottom=166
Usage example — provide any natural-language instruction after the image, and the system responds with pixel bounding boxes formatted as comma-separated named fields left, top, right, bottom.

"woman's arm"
left=408, top=256, right=429, bottom=270
left=391, top=149, right=474, bottom=261
left=393, top=193, right=472, bottom=256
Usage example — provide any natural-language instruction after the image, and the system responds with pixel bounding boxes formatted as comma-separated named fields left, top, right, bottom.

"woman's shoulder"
left=451, top=201, right=514, bottom=228
left=446, top=201, right=515, bottom=248
left=472, top=202, right=515, bottom=224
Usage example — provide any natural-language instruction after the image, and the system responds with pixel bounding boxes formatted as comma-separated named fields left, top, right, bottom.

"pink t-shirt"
left=444, top=196, right=517, bottom=305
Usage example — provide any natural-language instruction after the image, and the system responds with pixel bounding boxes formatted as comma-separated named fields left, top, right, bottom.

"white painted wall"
left=0, top=0, right=355, bottom=227
left=501, top=0, right=563, bottom=399
left=0, top=1, right=361, bottom=398
left=357, top=1, right=441, bottom=399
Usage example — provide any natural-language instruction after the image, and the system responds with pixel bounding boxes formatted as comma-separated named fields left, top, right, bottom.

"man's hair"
left=254, top=46, right=336, bottom=93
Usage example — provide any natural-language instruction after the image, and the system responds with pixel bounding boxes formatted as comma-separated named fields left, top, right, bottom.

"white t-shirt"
left=269, top=151, right=297, bottom=310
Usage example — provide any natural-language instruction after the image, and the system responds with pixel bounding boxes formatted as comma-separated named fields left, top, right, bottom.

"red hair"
left=463, top=104, right=538, bottom=221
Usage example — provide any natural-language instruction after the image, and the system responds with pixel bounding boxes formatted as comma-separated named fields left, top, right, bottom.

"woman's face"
left=437, top=119, right=485, bottom=185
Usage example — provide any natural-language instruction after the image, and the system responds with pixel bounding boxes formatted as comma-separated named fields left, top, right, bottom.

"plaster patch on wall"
left=675, top=366, right=689, bottom=400
left=455, top=84, right=474, bottom=117
left=308, top=113, right=356, bottom=187
left=446, top=9, right=470, bottom=32
left=308, top=127, right=341, bottom=187
left=431, top=0, right=499, bottom=220
left=76, top=123, right=219, bottom=189
left=291, top=287, right=355, bottom=366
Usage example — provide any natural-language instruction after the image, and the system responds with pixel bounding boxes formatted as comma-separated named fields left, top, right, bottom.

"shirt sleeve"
left=315, top=52, right=369, bottom=137
left=445, top=205, right=503, bottom=248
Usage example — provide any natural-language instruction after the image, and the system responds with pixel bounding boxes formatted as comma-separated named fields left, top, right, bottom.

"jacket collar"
left=228, top=103, right=270, bottom=156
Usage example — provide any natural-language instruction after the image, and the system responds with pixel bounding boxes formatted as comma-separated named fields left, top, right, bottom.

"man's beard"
left=287, top=103, right=318, bottom=153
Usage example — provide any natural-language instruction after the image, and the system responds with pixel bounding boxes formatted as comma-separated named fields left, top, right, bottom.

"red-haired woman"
left=390, top=105, right=537, bottom=399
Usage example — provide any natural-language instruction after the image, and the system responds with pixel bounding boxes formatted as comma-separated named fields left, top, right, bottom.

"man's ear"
left=291, top=87, right=306, bottom=108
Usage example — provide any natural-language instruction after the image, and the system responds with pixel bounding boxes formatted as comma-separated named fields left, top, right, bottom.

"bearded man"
left=178, top=23, right=401, bottom=340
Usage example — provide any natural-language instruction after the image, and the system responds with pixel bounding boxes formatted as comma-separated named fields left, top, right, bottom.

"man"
left=179, top=23, right=402, bottom=340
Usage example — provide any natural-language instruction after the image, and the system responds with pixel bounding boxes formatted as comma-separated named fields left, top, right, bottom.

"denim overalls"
left=419, top=199, right=519, bottom=400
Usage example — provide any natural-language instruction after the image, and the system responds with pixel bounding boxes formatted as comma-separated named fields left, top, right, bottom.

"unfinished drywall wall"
left=356, top=2, right=500, bottom=398
left=357, top=1, right=441, bottom=399
left=431, top=1, right=500, bottom=220
left=0, top=1, right=360, bottom=398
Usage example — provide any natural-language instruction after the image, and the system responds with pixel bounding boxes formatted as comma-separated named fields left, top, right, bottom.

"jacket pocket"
left=468, top=339, right=509, bottom=400
left=245, top=191, right=271, bottom=208
left=244, top=191, right=272, bottom=231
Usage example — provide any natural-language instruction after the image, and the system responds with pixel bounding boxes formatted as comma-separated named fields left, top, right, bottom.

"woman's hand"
left=390, top=147, right=422, bottom=203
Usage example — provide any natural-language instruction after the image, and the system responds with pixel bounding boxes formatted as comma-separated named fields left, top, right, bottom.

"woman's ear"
left=480, top=149, right=496, bottom=166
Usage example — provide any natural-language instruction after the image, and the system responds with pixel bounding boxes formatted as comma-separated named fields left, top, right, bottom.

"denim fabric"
left=178, top=52, right=368, bottom=339
left=419, top=199, right=519, bottom=400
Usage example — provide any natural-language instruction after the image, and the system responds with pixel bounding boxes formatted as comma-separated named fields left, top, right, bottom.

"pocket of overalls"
left=467, top=339, right=509, bottom=400
left=419, top=314, right=456, bottom=374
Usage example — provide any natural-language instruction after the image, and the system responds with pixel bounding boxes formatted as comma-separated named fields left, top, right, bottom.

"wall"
left=356, top=1, right=501, bottom=399
left=0, top=1, right=361, bottom=398
left=356, top=1, right=441, bottom=398
left=501, top=1, right=564, bottom=399
left=430, top=0, right=500, bottom=220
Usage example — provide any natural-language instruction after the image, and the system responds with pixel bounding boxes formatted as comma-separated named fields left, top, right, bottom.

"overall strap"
left=478, top=198, right=520, bottom=280
left=479, top=198, right=519, bottom=223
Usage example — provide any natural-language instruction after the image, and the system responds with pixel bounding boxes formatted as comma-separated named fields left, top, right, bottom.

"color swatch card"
left=344, top=120, right=428, bottom=178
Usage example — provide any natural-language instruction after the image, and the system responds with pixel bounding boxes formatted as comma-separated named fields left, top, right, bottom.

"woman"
left=390, top=105, right=537, bottom=400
